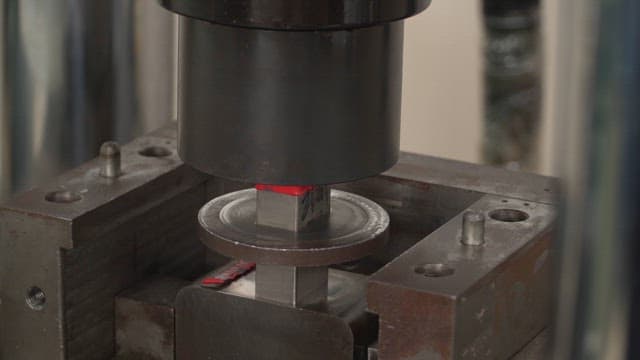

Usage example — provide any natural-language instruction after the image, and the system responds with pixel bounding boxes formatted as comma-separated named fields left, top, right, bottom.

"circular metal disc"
left=198, top=189, right=389, bottom=266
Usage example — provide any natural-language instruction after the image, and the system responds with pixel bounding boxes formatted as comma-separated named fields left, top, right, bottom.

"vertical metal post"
left=254, top=186, right=331, bottom=308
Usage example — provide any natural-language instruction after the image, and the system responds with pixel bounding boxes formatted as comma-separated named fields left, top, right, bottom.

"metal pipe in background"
left=552, top=0, right=640, bottom=358
left=482, top=0, right=541, bottom=171
left=0, top=0, right=177, bottom=200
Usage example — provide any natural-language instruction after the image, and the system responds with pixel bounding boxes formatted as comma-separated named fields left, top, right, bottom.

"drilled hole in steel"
left=414, top=263, right=455, bottom=277
left=489, top=209, right=529, bottom=222
left=139, top=146, right=171, bottom=158
left=26, top=287, right=46, bottom=311
left=44, top=190, right=82, bottom=203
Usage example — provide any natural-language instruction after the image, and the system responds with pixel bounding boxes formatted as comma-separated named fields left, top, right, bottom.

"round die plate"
left=198, top=189, right=389, bottom=266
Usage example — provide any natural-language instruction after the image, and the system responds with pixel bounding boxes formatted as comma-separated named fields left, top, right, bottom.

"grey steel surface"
left=368, top=195, right=554, bottom=359
left=387, top=153, right=556, bottom=205
left=160, top=0, right=430, bottom=30
left=115, top=277, right=188, bottom=360
left=256, top=186, right=329, bottom=233
left=177, top=269, right=375, bottom=360
left=177, top=17, right=404, bottom=185
left=254, top=186, right=331, bottom=307
left=255, top=265, right=329, bottom=308
left=0, top=0, right=176, bottom=200
left=0, top=126, right=210, bottom=360
left=511, top=329, right=549, bottom=360
left=198, top=189, right=390, bottom=266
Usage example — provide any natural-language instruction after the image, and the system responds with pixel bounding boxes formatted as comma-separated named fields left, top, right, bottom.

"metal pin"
left=461, top=211, right=485, bottom=246
left=99, top=141, right=121, bottom=178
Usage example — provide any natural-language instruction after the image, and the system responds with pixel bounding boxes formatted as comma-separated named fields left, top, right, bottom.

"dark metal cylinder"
left=178, top=18, right=404, bottom=185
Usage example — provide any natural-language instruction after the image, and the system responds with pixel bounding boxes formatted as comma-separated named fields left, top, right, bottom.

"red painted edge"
left=255, top=184, right=314, bottom=196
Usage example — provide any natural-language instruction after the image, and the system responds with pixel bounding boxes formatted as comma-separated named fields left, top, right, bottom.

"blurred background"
left=402, top=0, right=555, bottom=176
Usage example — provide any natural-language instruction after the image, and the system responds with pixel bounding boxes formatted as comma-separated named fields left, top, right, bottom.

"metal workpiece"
left=0, top=126, right=210, bottom=360
left=256, top=186, right=330, bottom=233
left=160, top=0, right=430, bottom=30
left=368, top=196, right=555, bottom=359
left=255, top=265, right=329, bottom=308
left=177, top=17, right=404, bottom=185
left=177, top=269, right=375, bottom=360
left=254, top=186, right=331, bottom=306
left=198, top=189, right=390, bottom=266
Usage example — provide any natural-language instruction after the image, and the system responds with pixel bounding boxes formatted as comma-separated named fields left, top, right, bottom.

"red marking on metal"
left=200, top=261, right=256, bottom=289
left=201, top=277, right=225, bottom=285
left=255, top=184, right=314, bottom=196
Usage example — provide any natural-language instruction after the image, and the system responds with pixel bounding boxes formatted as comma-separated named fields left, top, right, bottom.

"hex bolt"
left=99, top=141, right=121, bottom=178
left=461, top=211, right=485, bottom=246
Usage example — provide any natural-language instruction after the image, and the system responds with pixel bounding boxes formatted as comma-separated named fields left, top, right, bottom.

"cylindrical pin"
left=461, top=211, right=486, bottom=246
left=99, top=141, right=121, bottom=178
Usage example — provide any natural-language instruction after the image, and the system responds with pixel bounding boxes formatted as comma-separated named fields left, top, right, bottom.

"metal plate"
left=199, top=189, right=389, bottom=266
left=367, top=195, right=555, bottom=359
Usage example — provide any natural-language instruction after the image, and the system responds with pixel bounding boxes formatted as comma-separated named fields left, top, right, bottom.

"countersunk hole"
left=139, top=146, right=171, bottom=158
left=489, top=208, right=529, bottom=222
left=26, top=287, right=46, bottom=311
left=414, top=263, right=455, bottom=277
left=45, top=190, right=82, bottom=203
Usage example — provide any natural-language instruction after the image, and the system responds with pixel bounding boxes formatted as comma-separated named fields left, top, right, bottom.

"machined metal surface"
left=115, top=277, right=188, bottom=360
left=256, top=186, right=330, bottom=233
left=177, top=269, right=375, bottom=360
left=0, top=126, right=210, bottom=360
left=368, top=195, right=554, bottom=359
left=199, top=189, right=390, bottom=266
left=255, top=265, right=329, bottom=308
left=0, top=124, right=556, bottom=360
left=178, top=17, right=404, bottom=185
left=161, top=0, right=430, bottom=30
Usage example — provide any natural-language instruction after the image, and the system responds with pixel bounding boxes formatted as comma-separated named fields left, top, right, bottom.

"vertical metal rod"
left=254, top=186, right=331, bottom=308
left=99, top=141, right=121, bottom=178
left=461, top=211, right=486, bottom=246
